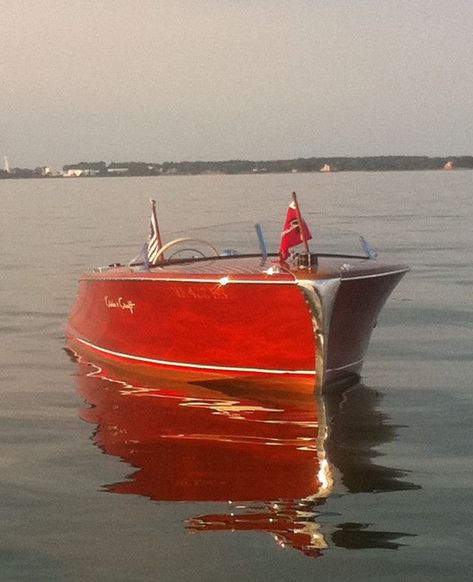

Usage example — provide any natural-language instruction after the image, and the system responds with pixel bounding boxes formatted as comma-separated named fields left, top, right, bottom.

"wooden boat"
left=66, top=193, right=408, bottom=393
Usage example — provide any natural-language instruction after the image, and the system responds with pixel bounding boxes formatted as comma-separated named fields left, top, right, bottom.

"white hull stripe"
left=340, top=268, right=409, bottom=281
left=83, top=268, right=407, bottom=285
left=326, top=358, right=364, bottom=373
left=83, top=276, right=297, bottom=285
left=75, top=337, right=315, bottom=376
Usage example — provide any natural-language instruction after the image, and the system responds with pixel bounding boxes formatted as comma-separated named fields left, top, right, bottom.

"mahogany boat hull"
left=66, top=255, right=408, bottom=392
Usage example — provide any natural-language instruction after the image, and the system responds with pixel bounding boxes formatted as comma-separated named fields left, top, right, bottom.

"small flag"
left=279, top=200, right=312, bottom=261
left=148, top=199, right=163, bottom=264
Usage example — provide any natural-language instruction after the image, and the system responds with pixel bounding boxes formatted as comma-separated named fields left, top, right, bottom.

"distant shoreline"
left=2, top=155, right=472, bottom=179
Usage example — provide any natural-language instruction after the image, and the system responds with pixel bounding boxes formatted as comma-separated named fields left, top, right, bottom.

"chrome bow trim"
left=296, top=278, right=341, bottom=393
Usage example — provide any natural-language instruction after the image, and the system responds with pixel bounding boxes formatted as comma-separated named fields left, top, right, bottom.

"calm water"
left=0, top=172, right=472, bottom=581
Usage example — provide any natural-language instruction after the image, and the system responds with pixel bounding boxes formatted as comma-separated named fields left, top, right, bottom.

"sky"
left=1, top=0, right=473, bottom=168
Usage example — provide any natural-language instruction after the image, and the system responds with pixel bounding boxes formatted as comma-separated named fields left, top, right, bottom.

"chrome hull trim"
left=327, top=358, right=364, bottom=373
left=296, top=277, right=342, bottom=393
left=73, top=337, right=315, bottom=377
left=81, top=276, right=298, bottom=285
left=342, top=267, right=409, bottom=281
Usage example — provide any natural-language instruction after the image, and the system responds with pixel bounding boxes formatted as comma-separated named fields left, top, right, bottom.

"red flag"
left=279, top=201, right=312, bottom=261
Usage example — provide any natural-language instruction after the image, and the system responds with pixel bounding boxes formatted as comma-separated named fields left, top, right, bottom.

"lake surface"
left=0, top=171, right=472, bottom=581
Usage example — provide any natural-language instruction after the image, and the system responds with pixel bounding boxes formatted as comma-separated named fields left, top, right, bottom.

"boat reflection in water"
left=70, top=351, right=418, bottom=558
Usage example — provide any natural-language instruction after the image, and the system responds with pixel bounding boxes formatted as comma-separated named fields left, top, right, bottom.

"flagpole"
left=150, top=198, right=163, bottom=256
left=291, top=191, right=310, bottom=255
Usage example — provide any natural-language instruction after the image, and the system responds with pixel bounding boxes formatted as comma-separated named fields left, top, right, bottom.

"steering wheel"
left=153, top=237, right=219, bottom=262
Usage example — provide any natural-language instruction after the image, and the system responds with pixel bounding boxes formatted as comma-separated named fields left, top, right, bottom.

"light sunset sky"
left=2, top=0, right=472, bottom=168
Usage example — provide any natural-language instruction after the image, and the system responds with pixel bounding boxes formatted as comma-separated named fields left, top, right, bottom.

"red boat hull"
left=66, top=255, right=408, bottom=392
left=67, top=270, right=316, bottom=390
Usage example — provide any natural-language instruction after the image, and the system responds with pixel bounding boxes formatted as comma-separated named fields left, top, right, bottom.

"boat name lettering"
left=171, top=286, right=228, bottom=301
left=104, top=296, right=136, bottom=314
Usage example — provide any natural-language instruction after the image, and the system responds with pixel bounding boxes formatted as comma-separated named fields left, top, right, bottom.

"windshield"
left=163, top=220, right=371, bottom=258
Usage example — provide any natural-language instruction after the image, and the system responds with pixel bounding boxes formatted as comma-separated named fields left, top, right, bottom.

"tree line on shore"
left=2, top=155, right=472, bottom=179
